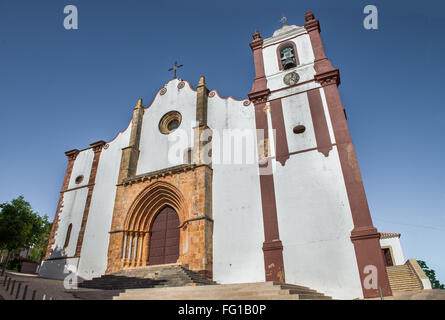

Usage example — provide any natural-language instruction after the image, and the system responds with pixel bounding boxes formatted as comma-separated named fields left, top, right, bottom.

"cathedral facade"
left=40, top=12, right=392, bottom=299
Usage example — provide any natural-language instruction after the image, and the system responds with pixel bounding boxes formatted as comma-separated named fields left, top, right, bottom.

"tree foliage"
left=0, top=196, right=52, bottom=273
left=417, top=260, right=445, bottom=290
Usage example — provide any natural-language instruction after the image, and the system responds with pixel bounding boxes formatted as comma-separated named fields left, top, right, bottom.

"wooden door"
left=148, top=206, right=180, bottom=265
left=382, top=248, right=393, bottom=266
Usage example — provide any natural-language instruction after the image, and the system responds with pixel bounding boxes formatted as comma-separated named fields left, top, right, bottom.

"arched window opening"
left=279, top=44, right=297, bottom=70
left=64, top=224, right=72, bottom=249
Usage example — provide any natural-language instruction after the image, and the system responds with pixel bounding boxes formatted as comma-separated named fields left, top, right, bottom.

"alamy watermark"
left=166, top=122, right=277, bottom=175
left=63, top=5, right=78, bottom=30
left=363, top=5, right=378, bottom=30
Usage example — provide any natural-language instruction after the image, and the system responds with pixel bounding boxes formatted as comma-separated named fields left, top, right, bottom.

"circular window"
left=75, top=175, right=84, bottom=184
left=159, top=111, right=182, bottom=134
left=293, top=125, right=306, bottom=134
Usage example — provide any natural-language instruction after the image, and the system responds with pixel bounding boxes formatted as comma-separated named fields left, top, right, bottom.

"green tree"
left=417, top=260, right=445, bottom=290
left=0, top=196, right=48, bottom=275
left=32, top=215, right=52, bottom=263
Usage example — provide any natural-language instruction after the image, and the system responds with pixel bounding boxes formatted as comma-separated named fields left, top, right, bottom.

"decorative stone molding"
left=247, top=89, right=271, bottom=105
left=106, top=165, right=213, bottom=278
left=121, top=164, right=210, bottom=186
left=249, top=30, right=263, bottom=50
left=158, top=111, right=182, bottom=135
left=315, top=69, right=341, bottom=87
left=65, top=149, right=80, bottom=161
left=90, top=140, right=106, bottom=153
left=177, top=81, right=185, bottom=89
left=160, top=87, right=167, bottom=95
left=304, top=11, right=321, bottom=33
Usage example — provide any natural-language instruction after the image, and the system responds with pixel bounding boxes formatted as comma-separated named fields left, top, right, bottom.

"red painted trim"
left=304, top=11, right=392, bottom=298
left=45, top=149, right=79, bottom=260
left=322, top=67, right=392, bottom=299
left=307, top=89, right=333, bottom=157
left=207, top=89, right=245, bottom=102
left=75, top=140, right=106, bottom=257
left=248, top=30, right=285, bottom=282
left=276, top=41, right=300, bottom=71
left=254, top=101, right=285, bottom=283
left=269, top=99, right=290, bottom=165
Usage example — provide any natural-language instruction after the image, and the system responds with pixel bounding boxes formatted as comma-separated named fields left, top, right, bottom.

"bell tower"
left=248, top=12, right=392, bottom=299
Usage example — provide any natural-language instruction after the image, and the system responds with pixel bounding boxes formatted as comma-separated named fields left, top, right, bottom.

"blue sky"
left=0, top=0, right=444, bottom=283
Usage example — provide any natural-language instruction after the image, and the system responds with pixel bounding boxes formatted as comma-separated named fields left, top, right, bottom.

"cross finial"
left=168, top=61, right=183, bottom=79
left=280, top=14, right=287, bottom=26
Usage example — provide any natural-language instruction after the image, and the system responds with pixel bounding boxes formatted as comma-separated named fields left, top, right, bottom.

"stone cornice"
left=120, top=163, right=212, bottom=186
left=247, top=88, right=271, bottom=105
left=90, top=140, right=106, bottom=153
left=315, top=69, right=341, bottom=87
left=350, top=227, right=380, bottom=241
left=65, top=149, right=80, bottom=161
left=304, top=19, right=321, bottom=33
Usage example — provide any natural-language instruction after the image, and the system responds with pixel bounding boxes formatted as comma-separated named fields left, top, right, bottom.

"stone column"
left=142, top=232, right=150, bottom=266
left=130, top=232, right=136, bottom=267
left=136, top=232, right=144, bottom=266
left=118, top=98, right=145, bottom=184
left=193, top=76, right=212, bottom=166
left=106, top=99, right=145, bottom=274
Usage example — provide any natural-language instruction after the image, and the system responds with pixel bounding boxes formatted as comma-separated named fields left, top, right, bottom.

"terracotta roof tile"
left=380, top=232, right=401, bottom=239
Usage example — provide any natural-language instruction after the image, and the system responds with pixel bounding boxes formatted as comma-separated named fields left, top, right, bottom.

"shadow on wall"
left=38, top=246, right=83, bottom=283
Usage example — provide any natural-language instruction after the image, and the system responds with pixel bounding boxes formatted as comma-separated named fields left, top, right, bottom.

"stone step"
left=113, top=294, right=332, bottom=300
left=386, top=264, right=423, bottom=293
left=120, top=287, right=323, bottom=298
left=79, top=265, right=215, bottom=290
left=112, top=282, right=318, bottom=294
left=114, top=282, right=331, bottom=300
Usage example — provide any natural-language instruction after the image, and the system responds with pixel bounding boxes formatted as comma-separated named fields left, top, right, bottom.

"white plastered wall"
left=258, top=26, right=365, bottom=298
left=380, top=236, right=405, bottom=266
left=207, top=94, right=265, bottom=284
left=76, top=124, right=132, bottom=279
left=39, top=149, right=94, bottom=280
left=136, top=79, right=196, bottom=175
left=270, top=91, right=363, bottom=299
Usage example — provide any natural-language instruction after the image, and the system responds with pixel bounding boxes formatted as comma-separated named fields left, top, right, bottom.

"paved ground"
left=0, top=271, right=105, bottom=300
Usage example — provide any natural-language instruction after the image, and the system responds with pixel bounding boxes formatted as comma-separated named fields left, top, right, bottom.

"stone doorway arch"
left=106, top=165, right=213, bottom=279
left=121, top=181, right=186, bottom=268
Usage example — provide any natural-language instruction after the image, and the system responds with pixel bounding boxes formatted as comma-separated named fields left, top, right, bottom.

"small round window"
left=75, top=175, right=84, bottom=184
left=159, top=111, right=182, bottom=134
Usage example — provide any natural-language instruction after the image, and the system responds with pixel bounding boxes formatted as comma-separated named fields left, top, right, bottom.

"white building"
left=40, top=12, right=398, bottom=299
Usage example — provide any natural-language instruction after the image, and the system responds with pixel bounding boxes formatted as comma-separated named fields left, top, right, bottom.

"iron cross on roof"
left=168, top=61, right=183, bottom=79
left=280, top=14, right=287, bottom=26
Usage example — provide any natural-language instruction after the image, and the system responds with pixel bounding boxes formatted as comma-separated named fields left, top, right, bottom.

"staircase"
left=386, top=264, right=423, bottom=292
left=114, top=281, right=332, bottom=300
left=78, top=264, right=216, bottom=290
